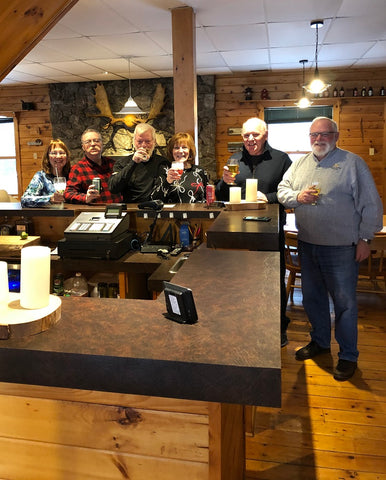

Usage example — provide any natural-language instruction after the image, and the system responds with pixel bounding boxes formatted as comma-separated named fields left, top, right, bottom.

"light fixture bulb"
left=296, top=96, right=312, bottom=109
left=295, top=59, right=313, bottom=108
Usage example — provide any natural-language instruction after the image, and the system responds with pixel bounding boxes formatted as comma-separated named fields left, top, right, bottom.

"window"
left=0, top=116, right=18, bottom=194
left=264, top=106, right=333, bottom=162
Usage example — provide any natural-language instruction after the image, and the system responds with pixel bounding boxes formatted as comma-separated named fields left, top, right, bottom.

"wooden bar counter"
left=0, top=246, right=280, bottom=480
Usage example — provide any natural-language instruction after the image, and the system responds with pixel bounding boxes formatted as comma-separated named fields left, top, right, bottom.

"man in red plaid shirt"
left=64, top=128, right=122, bottom=204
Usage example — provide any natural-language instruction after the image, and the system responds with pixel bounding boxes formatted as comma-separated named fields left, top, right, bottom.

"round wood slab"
left=0, top=293, right=61, bottom=340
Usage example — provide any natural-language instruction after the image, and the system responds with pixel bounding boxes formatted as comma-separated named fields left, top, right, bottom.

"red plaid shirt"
left=64, top=155, right=122, bottom=204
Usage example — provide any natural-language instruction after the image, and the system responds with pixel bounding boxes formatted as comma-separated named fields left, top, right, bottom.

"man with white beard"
left=277, top=116, right=382, bottom=381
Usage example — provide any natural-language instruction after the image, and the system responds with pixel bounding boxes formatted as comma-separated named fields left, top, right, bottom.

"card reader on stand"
left=58, top=205, right=135, bottom=259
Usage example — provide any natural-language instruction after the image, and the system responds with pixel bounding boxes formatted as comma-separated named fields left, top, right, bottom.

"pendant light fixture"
left=304, top=20, right=330, bottom=95
left=295, top=59, right=313, bottom=109
left=115, top=58, right=146, bottom=115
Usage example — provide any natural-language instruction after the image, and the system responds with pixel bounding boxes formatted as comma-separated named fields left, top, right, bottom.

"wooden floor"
left=245, top=289, right=386, bottom=480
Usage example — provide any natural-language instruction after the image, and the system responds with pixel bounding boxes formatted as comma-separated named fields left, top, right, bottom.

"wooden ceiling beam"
left=0, top=0, right=79, bottom=82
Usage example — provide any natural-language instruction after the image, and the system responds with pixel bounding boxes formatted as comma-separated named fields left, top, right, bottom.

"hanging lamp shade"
left=295, top=59, right=313, bottom=109
left=304, top=20, right=330, bottom=95
left=114, top=58, right=147, bottom=115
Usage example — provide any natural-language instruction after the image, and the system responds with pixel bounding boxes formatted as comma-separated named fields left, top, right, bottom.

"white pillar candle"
left=0, top=261, right=9, bottom=304
left=20, top=246, right=51, bottom=309
left=245, top=179, right=258, bottom=202
left=229, top=186, right=241, bottom=203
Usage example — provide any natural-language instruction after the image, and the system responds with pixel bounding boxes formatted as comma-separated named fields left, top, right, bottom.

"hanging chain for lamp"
left=304, top=20, right=330, bottom=95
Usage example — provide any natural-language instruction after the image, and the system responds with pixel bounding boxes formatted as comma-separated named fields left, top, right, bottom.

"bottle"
left=108, top=283, right=119, bottom=298
left=0, top=216, right=14, bottom=235
left=15, top=216, right=33, bottom=236
left=70, top=272, right=88, bottom=296
left=380, top=86, right=385, bottom=96
left=53, top=273, right=64, bottom=296
left=353, top=87, right=358, bottom=97
left=333, top=87, right=338, bottom=97
left=339, top=86, right=345, bottom=97
left=323, top=88, right=329, bottom=97
left=179, top=223, right=190, bottom=248
left=98, top=282, right=108, bottom=298
left=361, top=86, right=367, bottom=97
left=368, top=86, right=373, bottom=96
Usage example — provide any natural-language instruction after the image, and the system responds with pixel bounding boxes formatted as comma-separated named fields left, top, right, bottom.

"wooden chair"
left=284, top=231, right=302, bottom=303
left=357, top=236, right=386, bottom=293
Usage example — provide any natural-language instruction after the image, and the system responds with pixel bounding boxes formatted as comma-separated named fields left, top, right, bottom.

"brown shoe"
left=295, top=340, right=331, bottom=360
left=333, top=359, right=357, bottom=381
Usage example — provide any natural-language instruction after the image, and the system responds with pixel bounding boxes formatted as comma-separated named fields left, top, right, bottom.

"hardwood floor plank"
left=245, top=290, right=386, bottom=480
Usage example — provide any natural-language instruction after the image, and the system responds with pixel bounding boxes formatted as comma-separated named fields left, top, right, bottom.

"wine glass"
left=227, top=158, right=239, bottom=185
left=53, top=177, right=66, bottom=208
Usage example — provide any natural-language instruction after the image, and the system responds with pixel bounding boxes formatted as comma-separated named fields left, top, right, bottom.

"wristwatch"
left=360, top=238, right=372, bottom=244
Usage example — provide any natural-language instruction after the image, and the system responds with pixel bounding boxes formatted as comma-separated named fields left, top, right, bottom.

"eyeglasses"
left=49, top=151, right=66, bottom=157
left=82, top=138, right=102, bottom=145
left=309, top=132, right=336, bottom=139
left=136, top=139, right=154, bottom=146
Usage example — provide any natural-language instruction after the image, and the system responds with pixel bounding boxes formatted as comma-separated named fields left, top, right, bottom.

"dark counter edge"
left=0, top=348, right=281, bottom=407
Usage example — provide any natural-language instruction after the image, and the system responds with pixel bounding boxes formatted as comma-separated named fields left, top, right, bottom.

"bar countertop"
left=0, top=246, right=281, bottom=407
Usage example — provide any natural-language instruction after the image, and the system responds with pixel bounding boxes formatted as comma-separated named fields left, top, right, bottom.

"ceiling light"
left=115, top=58, right=147, bottom=115
left=295, top=59, right=313, bottom=109
left=296, top=59, right=312, bottom=107
left=304, top=20, right=330, bottom=95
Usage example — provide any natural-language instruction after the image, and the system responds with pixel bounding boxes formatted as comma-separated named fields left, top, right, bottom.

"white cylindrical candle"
left=0, top=261, right=9, bottom=304
left=20, top=246, right=51, bottom=309
left=245, top=178, right=258, bottom=202
left=229, top=186, right=241, bottom=203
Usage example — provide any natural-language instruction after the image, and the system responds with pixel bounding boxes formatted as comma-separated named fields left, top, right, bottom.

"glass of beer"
left=227, top=158, right=240, bottom=185
left=311, top=181, right=320, bottom=205
left=171, top=162, right=184, bottom=183
left=53, top=177, right=66, bottom=208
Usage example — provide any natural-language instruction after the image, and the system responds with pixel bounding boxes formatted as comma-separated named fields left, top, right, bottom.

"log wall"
left=0, top=85, right=52, bottom=195
left=215, top=67, right=386, bottom=209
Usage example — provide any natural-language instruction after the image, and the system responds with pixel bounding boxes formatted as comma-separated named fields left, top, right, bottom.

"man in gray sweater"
left=278, top=117, right=382, bottom=381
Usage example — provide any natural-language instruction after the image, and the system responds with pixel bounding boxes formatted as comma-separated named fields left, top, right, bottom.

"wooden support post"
left=171, top=6, right=198, bottom=147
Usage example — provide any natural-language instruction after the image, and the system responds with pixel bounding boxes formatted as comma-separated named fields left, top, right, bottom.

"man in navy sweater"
left=216, top=117, right=292, bottom=347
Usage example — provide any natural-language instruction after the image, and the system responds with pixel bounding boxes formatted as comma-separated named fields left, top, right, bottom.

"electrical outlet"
left=369, top=147, right=375, bottom=156
left=33, top=153, right=38, bottom=159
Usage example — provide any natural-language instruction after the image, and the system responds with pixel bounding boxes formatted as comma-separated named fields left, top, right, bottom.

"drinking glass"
left=171, top=162, right=184, bottom=182
left=53, top=177, right=66, bottom=207
left=227, top=158, right=239, bottom=185
left=311, top=181, right=320, bottom=205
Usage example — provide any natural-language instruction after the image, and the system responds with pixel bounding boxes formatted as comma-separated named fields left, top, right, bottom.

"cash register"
left=58, top=204, right=136, bottom=259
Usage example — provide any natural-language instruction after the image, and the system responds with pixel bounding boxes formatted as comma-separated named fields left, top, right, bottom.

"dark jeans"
left=298, top=240, right=359, bottom=362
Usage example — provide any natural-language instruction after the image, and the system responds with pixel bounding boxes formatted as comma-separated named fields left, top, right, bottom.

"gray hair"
left=134, top=123, right=156, bottom=141
left=311, top=117, right=338, bottom=132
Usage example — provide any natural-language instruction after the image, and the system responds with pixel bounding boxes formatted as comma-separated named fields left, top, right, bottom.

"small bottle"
left=0, top=216, right=14, bottom=235
left=179, top=223, right=190, bottom=248
left=361, top=86, right=367, bottom=97
left=70, top=272, right=88, bottom=296
left=339, top=86, right=345, bottom=97
left=98, top=282, right=108, bottom=298
left=323, top=88, right=329, bottom=97
left=380, top=86, right=385, bottom=96
left=108, top=283, right=119, bottom=298
left=333, top=87, right=338, bottom=97
left=353, top=87, right=358, bottom=97
left=368, top=86, right=373, bottom=96
left=15, top=216, right=33, bottom=236
left=53, top=273, right=64, bottom=296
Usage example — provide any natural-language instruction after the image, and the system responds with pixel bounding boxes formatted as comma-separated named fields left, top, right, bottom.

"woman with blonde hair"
left=21, top=139, right=71, bottom=207
left=151, top=132, right=209, bottom=203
